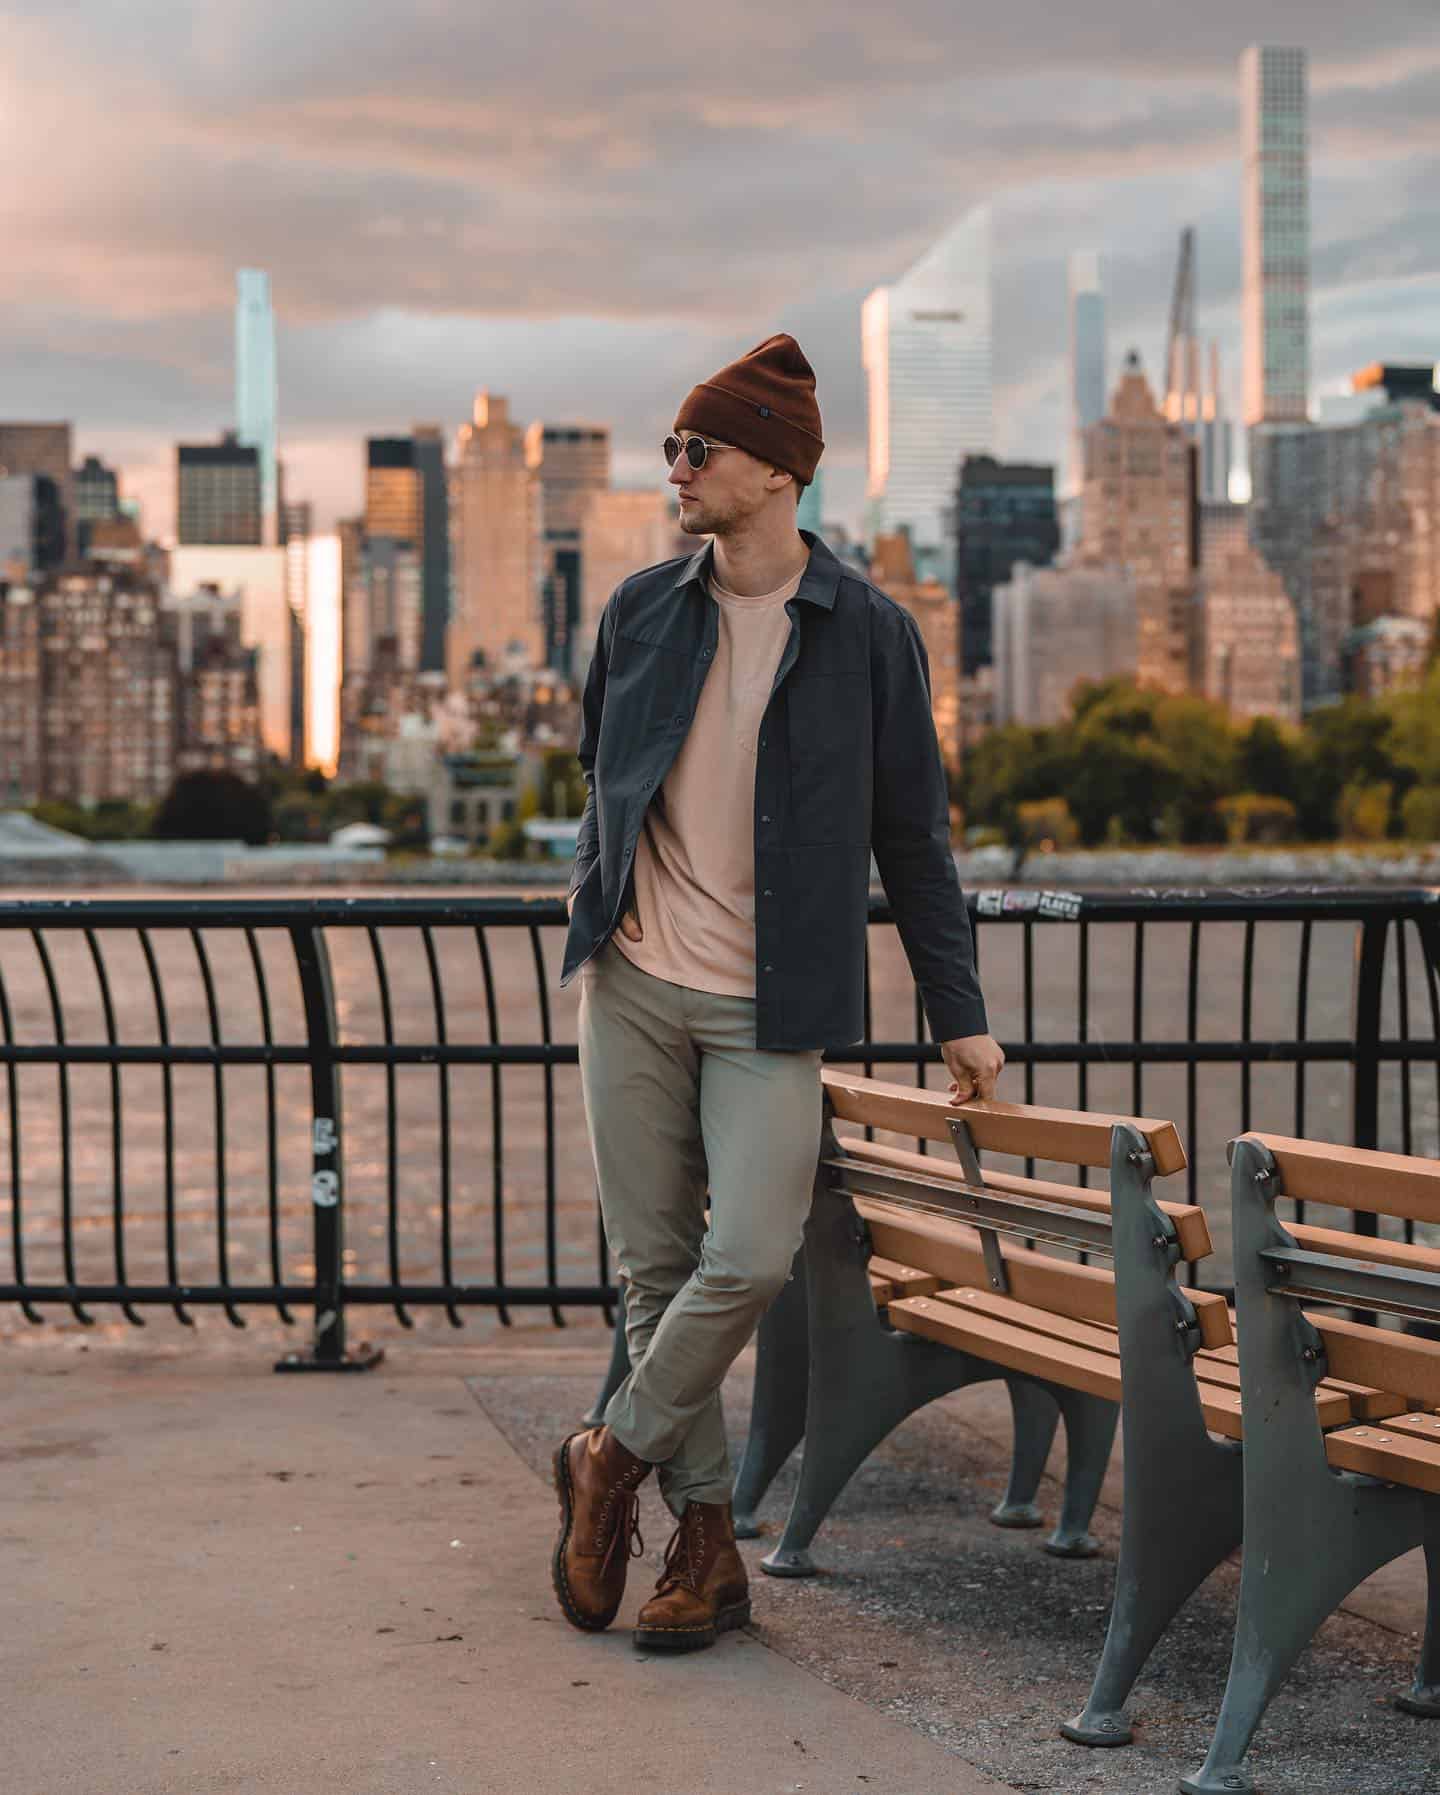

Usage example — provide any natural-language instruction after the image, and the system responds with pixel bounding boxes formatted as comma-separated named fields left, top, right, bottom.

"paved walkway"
left=2, top=1336, right=1013, bottom=1795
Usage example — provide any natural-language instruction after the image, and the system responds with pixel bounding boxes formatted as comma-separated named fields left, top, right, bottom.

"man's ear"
left=767, top=464, right=795, bottom=492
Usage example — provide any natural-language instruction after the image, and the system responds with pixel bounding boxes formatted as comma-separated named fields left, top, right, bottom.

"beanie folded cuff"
left=674, top=381, right=823, bottom=485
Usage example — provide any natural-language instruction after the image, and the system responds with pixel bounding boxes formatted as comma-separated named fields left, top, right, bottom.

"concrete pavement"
left=1, top=1336, right=1014, bottom=1795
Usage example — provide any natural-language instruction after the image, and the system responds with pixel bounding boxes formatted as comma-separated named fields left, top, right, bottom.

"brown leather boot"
left=633, top=1499, right=751, bottom=1653
left=551, top=1425, right=651, bottom=1631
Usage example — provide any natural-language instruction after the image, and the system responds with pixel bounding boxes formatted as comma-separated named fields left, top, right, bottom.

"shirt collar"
left=670, top=528, right=842, bottom=611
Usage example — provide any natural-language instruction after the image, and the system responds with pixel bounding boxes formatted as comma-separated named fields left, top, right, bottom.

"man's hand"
left=617, top=902, right=643, bottom=942
left=940, top=1034, right=1005, bottom=1105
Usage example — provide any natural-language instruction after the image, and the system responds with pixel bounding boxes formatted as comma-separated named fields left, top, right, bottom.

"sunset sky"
left=4, top=3, right=1438, bottom=539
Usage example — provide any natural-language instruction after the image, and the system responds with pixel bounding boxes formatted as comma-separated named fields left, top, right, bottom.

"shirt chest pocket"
left=785, top=672, right=871, bottom=846
left=608, top=634, right=697, bottom=736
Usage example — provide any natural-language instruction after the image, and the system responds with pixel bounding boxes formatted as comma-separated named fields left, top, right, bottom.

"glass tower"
left=235, top=268, right=279, bottom=541
left=863, top=205, right=993, bottom=551
left=1241, top=46, right=1309, bottom=425
left=1068, top=251, right=1107, bottom=496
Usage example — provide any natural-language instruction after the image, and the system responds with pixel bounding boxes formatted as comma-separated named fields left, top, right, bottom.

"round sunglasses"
left=663, top=433, right=737, bottom=471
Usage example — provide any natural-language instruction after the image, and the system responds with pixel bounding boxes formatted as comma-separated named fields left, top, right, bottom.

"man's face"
left=668, top=431, right=783, bottom=537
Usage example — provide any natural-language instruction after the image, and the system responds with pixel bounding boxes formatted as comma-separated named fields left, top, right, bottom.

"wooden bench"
left=1172, top=1136, right=1440, bottom=1795
left=730, top=1069, right=1221, bottom=1575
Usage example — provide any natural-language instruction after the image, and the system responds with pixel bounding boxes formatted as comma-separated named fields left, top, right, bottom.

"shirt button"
left=763, top=889, right=773, bottom=897
left=642, top=778, right=653, bottom=789
left=760, top=814, right=770, bottom=824
left=763, top=963, right=773, bottom=973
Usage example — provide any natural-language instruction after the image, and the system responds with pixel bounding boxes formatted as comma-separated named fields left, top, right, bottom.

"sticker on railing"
left=312, top=1170, right=340, bottom=1207
left=312, top=1117, right=337, bottom=1156
left=976, top=889, right=1084, bottom=921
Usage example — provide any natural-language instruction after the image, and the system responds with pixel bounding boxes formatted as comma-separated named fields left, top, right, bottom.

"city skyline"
left=5, top=9, right=1437, bottom=540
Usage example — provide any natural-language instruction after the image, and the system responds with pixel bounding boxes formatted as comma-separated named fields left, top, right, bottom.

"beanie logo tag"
left=758, top=405, right=770, bottom=418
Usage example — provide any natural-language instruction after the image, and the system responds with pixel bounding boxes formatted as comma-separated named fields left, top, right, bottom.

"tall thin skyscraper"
left=235, top=269, right=279, bottom=541
left=1163, top=228, right=1233, bottom=503
left=1241, top=46, right=1309, bottom=425
left=863, top=205, right=993, bottom=549
left=1067, top=252, right=1107, bottom=495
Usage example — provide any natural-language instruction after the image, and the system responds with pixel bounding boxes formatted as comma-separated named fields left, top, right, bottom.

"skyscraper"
left=411, top=425, right=451, bottom=675
left=1241, top=46, right=1310, bottom=426
left=1077, top=351, right=1199, bottom=693
left=177, top=436, right=262, bottom=545
left=363, top=432, right=450, bottom=676
left=1067, top=252, right=1107, bottom=495
left=448, top=392, right=543, bottom=683
left=953, top=456, right=1060, bottom=671
left=0, top=422, right=74, bottom=569
left=524, top=422, right=611, bottom=681
left=235, top=269, right=279, bottom=541
left=863, top=205, right=993, bottom=549
left=1162, top=228, right=1233, bottom=503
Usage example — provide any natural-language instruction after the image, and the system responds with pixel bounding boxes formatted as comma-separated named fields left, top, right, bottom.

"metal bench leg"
left=1044, top=1388, right=1118, bottom=1558
left=1180, top=1500, right=1412, bottom=1794
left=991, top=1375, right=1061, bottom=1530
left=762, top=1327, right=994, bottom=1577
left=732, top=1246, right=810, bottom=1538
left=1066, top=1123, right=1244, bottom=1748
left=1396, top=1493, right=1440, bottom=1719
left=1064, top=1447, right=1241, bottom=1747
left=1182, top=1135, right=1425, bottom=1794
left=582, top=1297, right=632, bottom=1426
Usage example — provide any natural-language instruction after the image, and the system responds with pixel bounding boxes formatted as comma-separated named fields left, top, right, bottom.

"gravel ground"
left=469, top=1356, right=1438, bottom=1795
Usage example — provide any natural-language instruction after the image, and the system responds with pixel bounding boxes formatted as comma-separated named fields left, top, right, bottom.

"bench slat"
left=856, top=1195, right=1233, bottom=1351
left=841, top=1136, right=1213, bottom=1262
left=931, top=1288, right=1372, bottom=1414
left=1323, top=1421, right=1440, bottom=1496
left=1203, top=1345, right=1409, bottom=1421
left=1290, top=1221, right=1440, bottom=1279
left=1371, top=1411, right=1440, bottom=1445
left=1242, top=1134, right=1440, bottom=1226
left=822, top=1070, right=1187, bottom=1175
left=866, top=1256, right=945, bottom=1302
left=1308, top=1315, right=1440, bottom=1412
left=887, top=1295, right=1347, bottom=1434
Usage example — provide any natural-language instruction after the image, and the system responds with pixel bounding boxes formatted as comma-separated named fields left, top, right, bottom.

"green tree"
left=1336, top=779, right=1394, bottom=842
left=961, top=725, right=1069, bottom=840
left=153, top=771, right=273, bottom=845
left=1383, top=666, right=1440, bottom=788
left=1399, top=785, right=1440, bottom=844
left=1237, top=716, right=1302, bottom=803
left=1296, top=700, right=1397, bottom=839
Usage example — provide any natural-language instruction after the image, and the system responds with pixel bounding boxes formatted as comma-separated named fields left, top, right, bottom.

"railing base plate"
left=274, top=1343, right=386, bottom=1374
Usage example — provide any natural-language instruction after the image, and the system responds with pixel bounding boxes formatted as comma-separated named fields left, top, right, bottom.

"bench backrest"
left=819, top=1069, right=1228, bottom=1349
left=1230, top=1133, right=1440, bottom=1411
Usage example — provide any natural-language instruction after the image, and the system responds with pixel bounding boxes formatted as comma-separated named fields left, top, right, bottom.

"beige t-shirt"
left=612, top=556, right=809, bottom=996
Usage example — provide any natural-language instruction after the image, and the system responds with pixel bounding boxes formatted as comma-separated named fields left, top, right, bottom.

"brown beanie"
left=674, top=333, right=825, bottom=484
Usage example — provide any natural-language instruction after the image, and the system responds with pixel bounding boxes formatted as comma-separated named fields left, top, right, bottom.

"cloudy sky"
left=4, top=3, right=1438, bottom=537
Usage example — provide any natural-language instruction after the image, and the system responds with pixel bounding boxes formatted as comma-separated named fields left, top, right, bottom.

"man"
left=553, top=333, right=1003, bottom=1652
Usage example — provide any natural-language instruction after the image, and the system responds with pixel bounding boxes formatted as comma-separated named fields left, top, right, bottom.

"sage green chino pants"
left=577, top=938, right=825, bottom=1515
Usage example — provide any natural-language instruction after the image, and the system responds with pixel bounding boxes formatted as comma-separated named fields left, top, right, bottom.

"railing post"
left=1349, top=914, right=1388, bottom=1243
left=276, top=923, right=383, bottom=1373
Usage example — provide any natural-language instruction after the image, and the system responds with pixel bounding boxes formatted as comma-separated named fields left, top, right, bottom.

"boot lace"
left=654, top=1511, right=705, bottom=1596
left=596, top=1486, right=644, bottom=1578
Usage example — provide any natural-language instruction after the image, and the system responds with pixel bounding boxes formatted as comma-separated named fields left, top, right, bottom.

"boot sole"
left=550, top=1436, right=620, bottom=1633
left=633, top=1598, right=752, bottom=1654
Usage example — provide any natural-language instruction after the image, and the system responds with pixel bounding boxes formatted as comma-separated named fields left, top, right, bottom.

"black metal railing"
left=0, top=889, right=1436, bottom=1363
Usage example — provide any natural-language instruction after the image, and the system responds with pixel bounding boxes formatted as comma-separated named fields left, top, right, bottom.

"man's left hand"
left=941, top=1034, right=1005, bottom=1105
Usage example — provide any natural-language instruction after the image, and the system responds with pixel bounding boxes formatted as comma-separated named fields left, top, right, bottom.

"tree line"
left=959, top=670, right=1440, bottom=849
